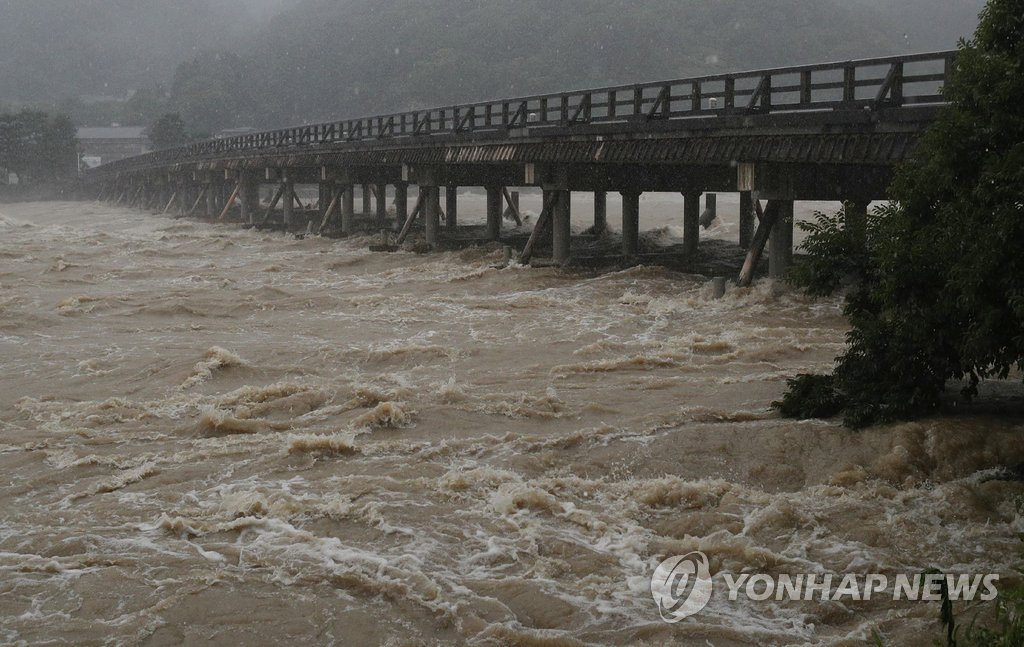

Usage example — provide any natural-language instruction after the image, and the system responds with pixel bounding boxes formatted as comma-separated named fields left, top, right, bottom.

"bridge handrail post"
left=843, top=65, right=857, bottom=104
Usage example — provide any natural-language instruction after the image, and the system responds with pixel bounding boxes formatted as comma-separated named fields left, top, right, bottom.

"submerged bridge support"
left=85, top=50, right=954, bottom=282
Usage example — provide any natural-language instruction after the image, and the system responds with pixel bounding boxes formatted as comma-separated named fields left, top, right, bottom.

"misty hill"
left=242, top=0, right=984, bottom=125
left=0, top=0, right=983, bottom=132
left=0, top=0, right=284, bottom=104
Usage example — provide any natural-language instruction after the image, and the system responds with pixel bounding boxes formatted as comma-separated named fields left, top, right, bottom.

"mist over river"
left=0, top=201, right=1021, bottom=646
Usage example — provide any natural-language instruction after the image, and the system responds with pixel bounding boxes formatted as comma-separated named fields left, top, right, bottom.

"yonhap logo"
left=649, top=551, right=1001, bottom=624
left=650, top=551, right=713, bottom=622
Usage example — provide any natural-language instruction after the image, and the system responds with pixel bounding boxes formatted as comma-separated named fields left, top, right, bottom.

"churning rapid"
left=0, top=201, right=1021, bottom=646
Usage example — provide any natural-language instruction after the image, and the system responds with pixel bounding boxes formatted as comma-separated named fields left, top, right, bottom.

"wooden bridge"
left=83, top=50, right=955, bottom=282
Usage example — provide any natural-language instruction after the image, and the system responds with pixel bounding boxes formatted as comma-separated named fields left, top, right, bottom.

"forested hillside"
left=0, top=0, right=983, bottom=133
left=0, top=1, right=286, bottom=104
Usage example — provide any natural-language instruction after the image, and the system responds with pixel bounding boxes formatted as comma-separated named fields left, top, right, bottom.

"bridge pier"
left=768, top=199, right=794, bottom=279
left=282, top=178, right=295, bottom=229
left=700, top=194, right=717, bottom=228
left=205, top=181, right=216, bottom=219
left=683, top=192, right=700, bottom=257
left=318, top=182, right=331, bottom=222
left=361, top=184, right=372, bottom=215
left=341, top=184, right=355, bottom=235
left=593, top=191, right=607, bottom=234
left=375, top=183, right=388, bottom=229
left=621, top=191, right=640, bottom=257
left=552, top=190, right=571, bottom=265
left=394, top=183, right=408, bottom=233
left=445, top=186, right=458, bottom=230
left=486, top=185, right=502, bottom=241
left=424, top=186, right=441, bottom=245
left=241, top=174, right=259, bottom=224
left=177, top=181, right=189, bottom=215
left=739, top=191, right=755, bottom=249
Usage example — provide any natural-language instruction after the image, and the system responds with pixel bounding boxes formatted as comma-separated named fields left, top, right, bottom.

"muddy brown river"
left=0, top=200, right=1021, bottom=646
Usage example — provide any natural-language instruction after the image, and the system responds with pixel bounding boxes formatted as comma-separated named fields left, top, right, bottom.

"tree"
left=0, top=110, right=77, bottom=182
left=148, top=113, right=189, bottom=150
left=775, top=0, right=1024, bottom=427
left=168, top=52, right=257, bottom=136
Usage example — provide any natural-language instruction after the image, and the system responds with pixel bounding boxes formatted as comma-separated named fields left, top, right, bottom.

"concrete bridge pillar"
left=486, top=185, right=503, bottom=241
left=769, top=200, right=794, bottom=279
left=844, top=200, right=869, bottom=246
left=593, top=191, right=607, bottom=234
left=683, top=192, right=700, bottom=256
left=739, top=191, right=755, bottom=249
left=375, top=183, right=388, bottom=229
left=552, top=190, right=572, bottom=265
left=621, top=191, right=640, bottom=257
left=393, top=183, right=408, bottom=232
left=424, top=186, right=441, bottom=245
left=362, top=184, right=372, bottom=215
left=446, top=186, right=458, bottom=230
left=341, top=185, right=354, bottom=235
left=282, top=178, right=295, bottom=229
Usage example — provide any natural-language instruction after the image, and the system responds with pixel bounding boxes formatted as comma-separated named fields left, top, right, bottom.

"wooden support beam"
left=316, top=186, right=342, bottom=235
left=257, top=183, right=286, bottom=229
left=187, top=185, right=208, bottom=217
left=737, top=200, right=782, bottom=286
left=395, top=189, right=427, bottom=244
left=217, top=182, right=242, bottom=222
left=520, top=192, right=554, bottom=264
left=502, top=187, right=523, bottom=226
left=162, top=191, right=178, bottom=215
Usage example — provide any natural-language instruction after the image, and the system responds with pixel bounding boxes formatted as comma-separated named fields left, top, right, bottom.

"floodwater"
left=0, top=200, right=1021, bottom=646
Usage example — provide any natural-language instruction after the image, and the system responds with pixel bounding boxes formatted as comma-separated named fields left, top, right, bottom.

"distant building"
left=76, top=126, right=151, bottom=165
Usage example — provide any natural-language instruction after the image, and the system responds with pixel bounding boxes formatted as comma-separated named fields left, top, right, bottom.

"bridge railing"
left=91, top=50, right=955, bottom=177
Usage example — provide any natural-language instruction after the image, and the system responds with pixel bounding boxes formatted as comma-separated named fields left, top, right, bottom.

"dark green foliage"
left=931, top=566, right=1024, bottom=647
left=778, top=0, right=1024, bottom=427
left=772, top=374, right=846, bottom=419
left=0, top=110, right=77, bottom=181
left=788, top=204, right=879, bottom=296
left=148, top=113, right=189, bottom=150
left=957, top=574, right=1024, bottom=646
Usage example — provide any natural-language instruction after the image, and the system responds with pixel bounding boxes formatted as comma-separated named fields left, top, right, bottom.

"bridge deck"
left=85, top=50, right=955, bottom=280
